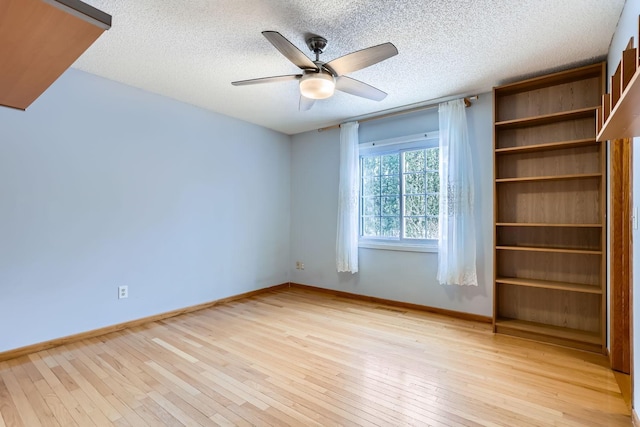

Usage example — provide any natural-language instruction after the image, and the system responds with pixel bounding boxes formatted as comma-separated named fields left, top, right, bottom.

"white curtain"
left=437, top=99, right=478, bottom=286
left=336, top=121, right=360, bottom=273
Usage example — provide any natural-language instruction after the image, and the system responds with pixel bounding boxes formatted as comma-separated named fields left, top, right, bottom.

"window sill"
left=358, top=241, right=438, bottom=253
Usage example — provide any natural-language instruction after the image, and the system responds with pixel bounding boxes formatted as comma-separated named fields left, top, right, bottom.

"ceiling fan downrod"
left=306, top=36, right=327, bottom=62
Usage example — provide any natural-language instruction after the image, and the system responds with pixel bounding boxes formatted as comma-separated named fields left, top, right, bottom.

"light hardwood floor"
left=0, top=287, right=631, bottom=426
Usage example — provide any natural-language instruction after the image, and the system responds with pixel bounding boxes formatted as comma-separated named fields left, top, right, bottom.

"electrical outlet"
left=295, top=261, right=305, bottom=270
left=300, top=263, right=305, bottom=270
left=118, top=285, right=128, bottom=299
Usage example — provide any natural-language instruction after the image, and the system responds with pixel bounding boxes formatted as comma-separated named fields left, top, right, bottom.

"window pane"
left=404, top=217, right=426, bottom=239
left=426, top=216, right=439, bottom=239
left=427, top=172, right=439, bottom=193
left=362, top=197, right=381, bottom=216
left=362, top=156, right=380, bottom=176
left=381, top=175, right=399, bottom=195
left=381, top=196, right=399, bottom=216
left=427, top=194, right=439, bottom=216
left=404, top=195, right=426, bottom=216
left=362, top=176, right=381, bottom=197
left=404, top=172, right=426, bottom=195
left=362, top=216, right=380, bottom=236
left=381, top=154, right=399, bottom=175
left=360, top=144, right=439, bottom=243
left=381, top=216, right=400, bottom=237
left=403, top=149, right=426, bottom=172
left=426, top=147, right=439, bottom=170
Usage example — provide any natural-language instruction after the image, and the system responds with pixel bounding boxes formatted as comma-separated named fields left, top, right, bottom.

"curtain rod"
left=317, top=95, right=479, bottom=132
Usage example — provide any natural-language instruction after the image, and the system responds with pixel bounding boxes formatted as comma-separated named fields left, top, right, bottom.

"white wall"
left=606, top=0, right=640, bottom=411
left=0, top=69, right=291, bottom=352
left=290, top=94, right=494, bottom=316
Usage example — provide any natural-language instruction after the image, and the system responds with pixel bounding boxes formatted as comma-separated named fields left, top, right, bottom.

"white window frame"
left=358, top=131, right=439, bottom=253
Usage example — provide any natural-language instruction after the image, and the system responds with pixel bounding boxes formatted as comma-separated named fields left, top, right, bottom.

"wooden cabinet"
left=493, top=63, right=606, bottom=353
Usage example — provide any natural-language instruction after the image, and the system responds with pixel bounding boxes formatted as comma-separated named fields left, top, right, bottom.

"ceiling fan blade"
left=325, top=42, right=398, bottom=76
left=262, top=31, right=318, bottom=70
left=299, top=95, right=315, bottom=111
left=336, top=76, right=387, bottom=101
left=231, top=74, right=301, bottom=86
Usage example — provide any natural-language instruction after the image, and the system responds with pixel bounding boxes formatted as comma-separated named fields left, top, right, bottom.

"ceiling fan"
left=231, top=31, right=398, bottom=111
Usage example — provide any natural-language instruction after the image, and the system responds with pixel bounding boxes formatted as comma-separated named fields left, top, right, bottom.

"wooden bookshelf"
left=494, top=138, right=596, bottom=154
left=496, top=246, right=602, bottom=255
left=495, top=319, right=602, bottom=353
left=495, top=277, right=602, bottom=294
left=495, top=107, right=598, bottom=129
left=495, top=173, right=601, bottom=183
left=493, top=62, right=606, bottom=353
left=496, top=223, right=602, bottom=227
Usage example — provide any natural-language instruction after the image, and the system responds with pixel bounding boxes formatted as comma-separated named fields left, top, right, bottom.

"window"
left=359, top=133, right=439, bottom=251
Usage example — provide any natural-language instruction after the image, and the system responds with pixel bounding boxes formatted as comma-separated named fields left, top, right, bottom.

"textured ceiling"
left=73, top=0, right=625, bottom=135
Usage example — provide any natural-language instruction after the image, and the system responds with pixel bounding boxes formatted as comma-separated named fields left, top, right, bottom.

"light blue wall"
left=607, top=0, right=640, bottom=411
left=290, top=94, right=494, bottom=316
left=0, top=69, right=291, bottom=352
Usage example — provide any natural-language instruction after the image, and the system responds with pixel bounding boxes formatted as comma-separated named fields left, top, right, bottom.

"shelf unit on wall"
left=597, top=15, right=640, bottom=141
left=0, top=0, right=111, bottom=110
left=493, top=62, right=606, bottom=353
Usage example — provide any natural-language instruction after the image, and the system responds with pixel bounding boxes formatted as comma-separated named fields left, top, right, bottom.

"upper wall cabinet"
left=0, top=0, right=111, bottom=110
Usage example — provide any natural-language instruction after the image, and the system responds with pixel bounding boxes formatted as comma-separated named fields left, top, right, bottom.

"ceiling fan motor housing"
left=307, top=36, right=328, bottom=55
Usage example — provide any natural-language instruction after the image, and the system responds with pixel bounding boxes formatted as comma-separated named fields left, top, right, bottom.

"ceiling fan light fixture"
left=299, top=72, right=335, bottom=99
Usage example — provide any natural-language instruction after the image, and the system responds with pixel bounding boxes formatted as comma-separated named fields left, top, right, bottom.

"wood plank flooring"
left=0, top=287, right=631, bottom=426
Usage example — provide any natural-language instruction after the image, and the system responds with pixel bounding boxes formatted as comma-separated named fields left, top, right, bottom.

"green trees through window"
left=360, top=146, right=439, bottom=241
